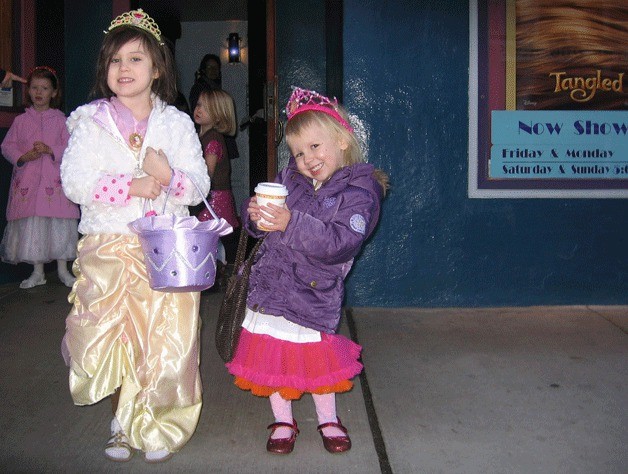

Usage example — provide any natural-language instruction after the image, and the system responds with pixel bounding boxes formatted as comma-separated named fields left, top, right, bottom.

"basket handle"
left=144, top=168, right=219, bottom=220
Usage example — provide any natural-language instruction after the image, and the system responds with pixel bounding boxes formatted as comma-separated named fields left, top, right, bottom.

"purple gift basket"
left=128, top=175, right=233, bottom=292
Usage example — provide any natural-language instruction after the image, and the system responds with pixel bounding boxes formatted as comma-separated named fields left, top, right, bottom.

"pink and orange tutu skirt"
left=226, top=328, right=363, bottom=400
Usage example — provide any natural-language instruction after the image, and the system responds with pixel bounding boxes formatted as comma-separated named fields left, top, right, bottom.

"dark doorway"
left=247, top=0, right=270, bottom=191
left=135, top=0, right=273, bottom=195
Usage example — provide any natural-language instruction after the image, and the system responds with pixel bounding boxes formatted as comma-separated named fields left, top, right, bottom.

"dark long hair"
left=194, top=53, right=222, bottom=87
left=90, top=26, right=178, bottom=104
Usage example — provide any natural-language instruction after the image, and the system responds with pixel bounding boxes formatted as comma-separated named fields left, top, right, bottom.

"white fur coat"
left=61, top=97, right=210, bottom=235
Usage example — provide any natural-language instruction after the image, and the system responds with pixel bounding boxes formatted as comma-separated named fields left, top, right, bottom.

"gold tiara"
left=106, top=9, right=163, bottom=45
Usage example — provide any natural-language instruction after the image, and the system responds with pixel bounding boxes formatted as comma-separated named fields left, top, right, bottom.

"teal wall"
left=276, top=0, right=327, bottom=109
left=64, top=0, right=112, bottom=113
left=341, top=0, right=627, bottom=307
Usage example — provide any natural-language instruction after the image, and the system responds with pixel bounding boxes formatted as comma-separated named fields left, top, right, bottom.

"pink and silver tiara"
left=105, top=9, right=163, bottom=45
left=285, top=87, right=353, bottom=132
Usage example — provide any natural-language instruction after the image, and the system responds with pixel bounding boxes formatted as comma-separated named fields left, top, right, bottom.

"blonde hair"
left=198, top=88, right=237, bottom=136
left=286, top=109, right=389, bottom=195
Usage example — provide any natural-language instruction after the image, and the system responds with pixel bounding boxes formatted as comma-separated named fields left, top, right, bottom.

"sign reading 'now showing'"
left=490, top=111, right=627, bottom=179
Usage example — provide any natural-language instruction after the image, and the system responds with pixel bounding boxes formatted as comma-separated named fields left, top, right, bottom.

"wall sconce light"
left=228, top=33, right=241, bottom=63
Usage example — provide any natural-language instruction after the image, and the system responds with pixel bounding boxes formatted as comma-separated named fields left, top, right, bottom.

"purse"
left=128, top=173, right=233, bottom=292
left=215, top=228, right=264, bottom=362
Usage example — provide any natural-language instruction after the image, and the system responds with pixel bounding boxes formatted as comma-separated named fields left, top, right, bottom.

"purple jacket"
left=1, top=107, right=79, bottom=220
left=244, top=159, right=383, bottom=333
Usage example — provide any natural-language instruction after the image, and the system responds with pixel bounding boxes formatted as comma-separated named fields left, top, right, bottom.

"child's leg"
left=19, top=263, right=46, bottom=289
left=312, top=393, right=346, bottom=437
left=269, top=392, right=294, bottom=439
left=313, top=392, right=351, bottom=453
left=105, top=389, right=132, bottom=462
left=105, top=387, right=133, bottom=462
left=105, top=416, right=133, bottom=462
left=266, top=392, right=299, bottom=454
left=57, top=259, right=76, bottom=287
left=111, top=387, right=120, bottom=414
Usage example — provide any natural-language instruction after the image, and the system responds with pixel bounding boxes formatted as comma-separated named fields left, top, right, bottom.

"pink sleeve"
left=51, top=120, right=70, bottom=162
left=0, top=116, right=27, bottom=166
left=169, top=168, right=186, bottom=197
left=204, top=140, right=224, bottom=161
left=93, top=173, right=133, bottom=205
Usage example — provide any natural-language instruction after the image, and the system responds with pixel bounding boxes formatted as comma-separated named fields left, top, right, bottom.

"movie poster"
left=469, top=0, right=628, bottom=198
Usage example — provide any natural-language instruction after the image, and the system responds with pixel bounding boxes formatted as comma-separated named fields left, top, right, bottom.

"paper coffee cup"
left=254, top=182, right=289, bottom=230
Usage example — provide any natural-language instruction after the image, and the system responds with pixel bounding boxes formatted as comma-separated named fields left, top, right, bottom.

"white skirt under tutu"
left=0, top=216, right=78, bottom=264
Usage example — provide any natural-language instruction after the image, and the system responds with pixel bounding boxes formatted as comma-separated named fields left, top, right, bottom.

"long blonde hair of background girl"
left=285, top=109, right=389, bottom=195
left=198, top=89, right=237, bottom=136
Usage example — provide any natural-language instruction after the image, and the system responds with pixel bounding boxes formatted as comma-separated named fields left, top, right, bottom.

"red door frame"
left=266, top=0, right=278, bottom=181
left=0, top=0, right=35, bottom=128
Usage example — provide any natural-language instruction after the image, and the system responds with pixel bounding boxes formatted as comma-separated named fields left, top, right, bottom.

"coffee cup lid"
left=255, top=182, right=289, bottom=196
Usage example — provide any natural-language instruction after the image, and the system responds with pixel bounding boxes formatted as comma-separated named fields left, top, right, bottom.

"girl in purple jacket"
left=227, top=87, right=389, bottom=454
left=0, top=67, right=79, bottom=288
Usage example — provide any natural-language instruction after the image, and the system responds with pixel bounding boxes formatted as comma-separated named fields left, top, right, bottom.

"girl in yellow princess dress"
left=60, top=9, right=210, bottom=463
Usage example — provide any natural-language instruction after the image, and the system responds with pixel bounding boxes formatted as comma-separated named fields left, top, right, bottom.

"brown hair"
left=286, top=109, right=389, bottom=195
left=516, top=0, right=627, bottom=110
left=197, top=88, right=237, bottom=136
left=26, top=67, right=62, bottom=109
left=90, top=25, right=178, bottom=104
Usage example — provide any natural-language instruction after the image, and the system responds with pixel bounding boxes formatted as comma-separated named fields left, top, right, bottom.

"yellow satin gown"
left=62, top=234, right=202, bottom=453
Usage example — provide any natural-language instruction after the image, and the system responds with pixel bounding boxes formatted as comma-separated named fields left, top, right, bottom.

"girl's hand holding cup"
left=260, top=202, right=291, bottom=232
left=252, top=182, right=289, bottom=232
left=247, top=196, right=262, bottom=224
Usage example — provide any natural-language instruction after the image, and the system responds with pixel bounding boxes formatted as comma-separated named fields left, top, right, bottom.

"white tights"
left=269, top=392, right=345, bottom=438
left=20, top=261, right=75, bottom=289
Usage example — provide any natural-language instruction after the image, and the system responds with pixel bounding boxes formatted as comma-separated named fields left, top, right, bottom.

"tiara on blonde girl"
left=105, top=9, right=163, bottom=45
left=286, top=87, right=353, bottom=132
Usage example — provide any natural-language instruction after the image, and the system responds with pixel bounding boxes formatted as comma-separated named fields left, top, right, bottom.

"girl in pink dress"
left=0, top=66, right=79, bottom=288
left=192, top=88, right=240, bottom=263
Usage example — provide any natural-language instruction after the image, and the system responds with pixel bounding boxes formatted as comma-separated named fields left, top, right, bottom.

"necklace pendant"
left=129, top=132, right=143, bottom=150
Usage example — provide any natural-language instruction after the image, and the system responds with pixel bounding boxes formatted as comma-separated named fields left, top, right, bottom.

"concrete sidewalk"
left=0, top=278, right=626, bottom=473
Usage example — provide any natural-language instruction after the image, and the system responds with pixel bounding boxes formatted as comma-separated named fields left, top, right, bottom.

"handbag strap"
left=233, top=228, right=264, bottom=272
left=233, top=227, right=250, bottom=269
